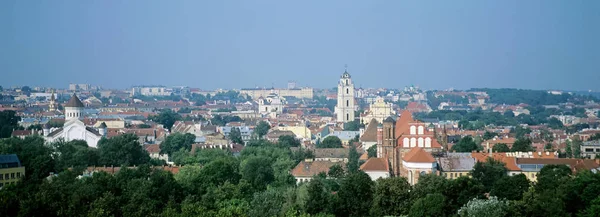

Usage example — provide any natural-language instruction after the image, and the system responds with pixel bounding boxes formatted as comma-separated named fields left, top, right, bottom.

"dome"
left=64, top=94, right=84, bottom=108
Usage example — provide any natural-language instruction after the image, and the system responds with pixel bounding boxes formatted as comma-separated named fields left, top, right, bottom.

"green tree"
left=492, top=143, right=510, bottom=152
left=50, top=139, right=99, bottom=171
left=511, top=138, right=533, bottom=152
left=334, top=171, right=374, bottom=217
left=160, top=133, right=196, bottom=155
left=458, top=196, right=509, bottom=217
left=150, top=109, right=181, bottom=130
left=483, top=131, right=499, bottom=140
left=327, top=164, right=345, bottom=179
left=0, top=136, right=55, bottom=182
left=565, top=140, right=573, bottom=158
left=249, top=187, right=286, bottom=217
left=254, top=121, right=271, bottom=138
left=547, top=117, right=564, bottom=129
left=343, top=120, right=360, bottom=131
left=563, top=170, right=600, bottom=215
left=319, top=136, right=342, bottom=148
left=443, top=176, right=486, bottom=213
left=97, top=134, right=150, bottom=166
left=347, top=143, right=359, bottom=173
left=411, top=174, right=449, bottom=200
left=535, top=164, right=571, bottom=193
left=367, top=145, right=377, bottom=158
left=409, top=193, right=447, bottom=217
left=241, top=156, right=274, bottom=192
left=0, top=111, right=21, bottom=138
left=371, top=177, right=412, bottom=216
left=490, top=174, right=530, bottom=200
left=470, top=158, right=507, bottom=191
left=589, top=133, right=600, bottom=141
left=278, top=135, right=300, bottom=148
left=514, top=126, right=531, bottom=139
left=305, top=178, right=331, bottom=215
left=572, top=137, right=582, bottom=158
left=579, top=196, right=600, bottom=217
left=451, top=136, right=479, bottom=152
left=228, top=127, right=244, bottom=144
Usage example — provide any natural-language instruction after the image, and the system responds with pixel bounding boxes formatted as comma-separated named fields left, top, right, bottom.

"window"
left=16, top=172, right=20, bottom=178
left=410, top=126, right=416, bottom=135
left=418, top=138, right=424, bottom=147
left=346, top=100, right=349, bottom=107
left=425, top=138, right=432, bottom=147
left=450, top=173, right=454, bottom=178
left=0, top=174, right=3, bottom=180
left=417, top=126, right=424, bottom=135
left=345, top=79, right=348, bottom=85
left=4, top=174, right=8, bottom=180
left=11, top=173, right=15, bottom=179
left=410, top=138, right=417, bottom=147
left=403, top=138, right=409, bottom=147
left=585, top=148, right=594, bottom=152
left=346, top=88, right=349, bottom=94
left=346, top=113, right=349, bottom=121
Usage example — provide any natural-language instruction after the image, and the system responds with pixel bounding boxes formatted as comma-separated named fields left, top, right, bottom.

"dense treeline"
left=470, top=88, right=597, bottom=106
left=2, top=135, right=600, bottom=217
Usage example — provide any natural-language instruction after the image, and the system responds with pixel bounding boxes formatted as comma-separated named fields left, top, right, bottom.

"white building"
left=257, top=93, right=285, bottom=118
left=43, top=94, right=106, bottom=148
left=334, top=70, right=356, bottom=123
left=131, top=86, right=172, bottom=96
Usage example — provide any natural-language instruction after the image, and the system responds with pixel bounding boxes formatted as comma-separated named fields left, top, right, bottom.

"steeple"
left=49, top=90, right=57, bottom=112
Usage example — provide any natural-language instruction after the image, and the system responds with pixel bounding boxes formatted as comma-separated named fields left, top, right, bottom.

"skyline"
left=1, top=1, right=599, bottom=91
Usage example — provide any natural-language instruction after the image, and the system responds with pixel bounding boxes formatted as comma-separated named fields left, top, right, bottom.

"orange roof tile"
left=360, top=158, right=389, bottom=171
left=403, top=147, right=435, bottom=163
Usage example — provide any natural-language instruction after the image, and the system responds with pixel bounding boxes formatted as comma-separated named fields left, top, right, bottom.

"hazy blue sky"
left=1, top=1, right=598, bottom=91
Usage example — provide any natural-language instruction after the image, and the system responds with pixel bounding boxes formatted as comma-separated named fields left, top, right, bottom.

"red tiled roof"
left=360, top=158, right=389, bottom=171
left=290, top=160, right=345, bottom=177
left=403, top=147, right=435, bottom=163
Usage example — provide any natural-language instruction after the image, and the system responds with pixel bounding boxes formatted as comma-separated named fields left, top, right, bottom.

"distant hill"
left=469, top=88, right=598, bottom=106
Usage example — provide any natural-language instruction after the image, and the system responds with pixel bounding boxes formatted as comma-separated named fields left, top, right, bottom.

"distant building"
left=219, top=126, right=254, bottom=145
left=131, top=86, right=172, bottom=96
left=290, top=160, right=345, bottom=184
left=438, top=153, right=476, bottom=180
left=360, top=157, right=390, bottom=181
left=335, top=69, right=356, bottom=123
left=43, top=94, right=107, bottom=148
left=257, top=93, right=285, bottom=118
left=400, top=147, right=437, bottom=185
left=360, top=96, right=395, bottom=125
left=240, top=87, right=313, bottom=99
left=582, top=140, right=600, bottom=159
left=69, top=83, right=91, bottom=91
left=0, top=154, right=25, bottom=188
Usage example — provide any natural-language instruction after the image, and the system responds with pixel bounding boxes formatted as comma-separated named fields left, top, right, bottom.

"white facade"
left=45, top=119, right=103, bottom=148
left=365, top=171, right=390, bottom=181
left=257, top=93, right=286, bottom=118
left=335, top=71, right=356, bottom=123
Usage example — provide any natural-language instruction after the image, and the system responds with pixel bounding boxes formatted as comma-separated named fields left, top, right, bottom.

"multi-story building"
left=360, top=96, right=395, bottom=125
left=0, top=154, right=25, bottom=188
left=240, top=87, right=313, bottom=99
left=581, top=140, right=600, bottom=159
left=131, top=86, right=172, bottom=96
left=69, top=83, right=91, bottom=91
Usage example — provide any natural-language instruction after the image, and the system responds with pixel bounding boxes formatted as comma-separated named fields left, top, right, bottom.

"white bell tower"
left=335, top=67, right=355, bottom=123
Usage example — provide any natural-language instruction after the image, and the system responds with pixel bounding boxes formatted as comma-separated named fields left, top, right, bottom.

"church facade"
left=376, top=110, right=443, bottom=180
left=43, top=94, right=106, bottom=148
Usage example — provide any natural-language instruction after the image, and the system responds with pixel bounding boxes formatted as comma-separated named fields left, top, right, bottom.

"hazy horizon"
left=1, top=1, right=599, bottom=91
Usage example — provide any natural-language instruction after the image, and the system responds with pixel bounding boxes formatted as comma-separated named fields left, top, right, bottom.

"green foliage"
left=547, top=117, right=564, bottom=129
left=572, top=137, right=582, bottom=158
left=0, top=136, right=55, bottom=182
left=228, top=127, right=244, bottom=144
left=511, top=138, right=533, bottom=152
left=347, top=143, right=360, bottom=173
left=443, top=176, right=486, bottom=213
left=367, top=145, right=377, bottom=158
left=371, top=177, right=412, bottom=216
left=483, top=131, right=499, bottom=140
left=210, top=115, right=242, bottom=126
left=160, top=133, right=196, bottom=155
left=327, top=164, right=345, bottom=179
left=458, top=196, right=509, bottom=217
left=514, top=126, right=531, bottom=139
left=305, top=178, right=331, bottom=215
left=409, top=193, right=447, bottom=217
left=492, top=143, right=510, bottom=152
left=278, top=135, right=300, bottom=148
left=254, top=121, right=271, bottom=138
left=241, top=156, right=275, bottom=192
left=566, top=140, right=573, bottom=158
left=97, top=134, right=150, bottom=166
left=490, top=174, right=530, bottom=200
left=470, top=158, right=508, bottom=191
left=343, top=120, right=360, bottom=131
left=589, top=133, right=600, bottom=141
left=319, top=136, right=342, bottom=148
left=150, top=109, right=181, bottom=130
left=451, top=136, right=479, bottom=152
left=50, top=139, right=99, bottom=171
left=334, top=171, right=374, bottom=217
left=0, top=111, right=21, bottom=138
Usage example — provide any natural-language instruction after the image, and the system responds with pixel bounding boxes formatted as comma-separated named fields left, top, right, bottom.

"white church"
left=43, top=94, right=107, bottom=148
left=334, top=69, right=357, bottom=123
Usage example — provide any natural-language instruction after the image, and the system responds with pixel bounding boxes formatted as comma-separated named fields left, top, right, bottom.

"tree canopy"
left=149, top=109, right=181, bottom=130
left=160, top=133, right=195, bottom=155
left=319, top=136, right=342, bottom=148
left=0, top=111, right=21, bottom=138
left=451, top=136, right=480, bottom=152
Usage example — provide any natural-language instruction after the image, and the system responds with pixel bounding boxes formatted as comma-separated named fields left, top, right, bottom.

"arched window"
left=408, top=170, right=413, bottom=185
left=346, top=88, right=349, bottom=94
left=418, top=138, right=424, bottom=147
left=345, top=79, right=348, bottom=85
left=410, top=138, right=416, bottom=147
left=410, top=126, right=416, bottom=135
left=425, top=138, right=432, bottom=147
left=346, top=100, right=349, bottom=107
left=418, top=126, right=424, bottom=135
left=346, top=113, right=349, bottom=121
left=403, top=138, right=409, bottom=147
